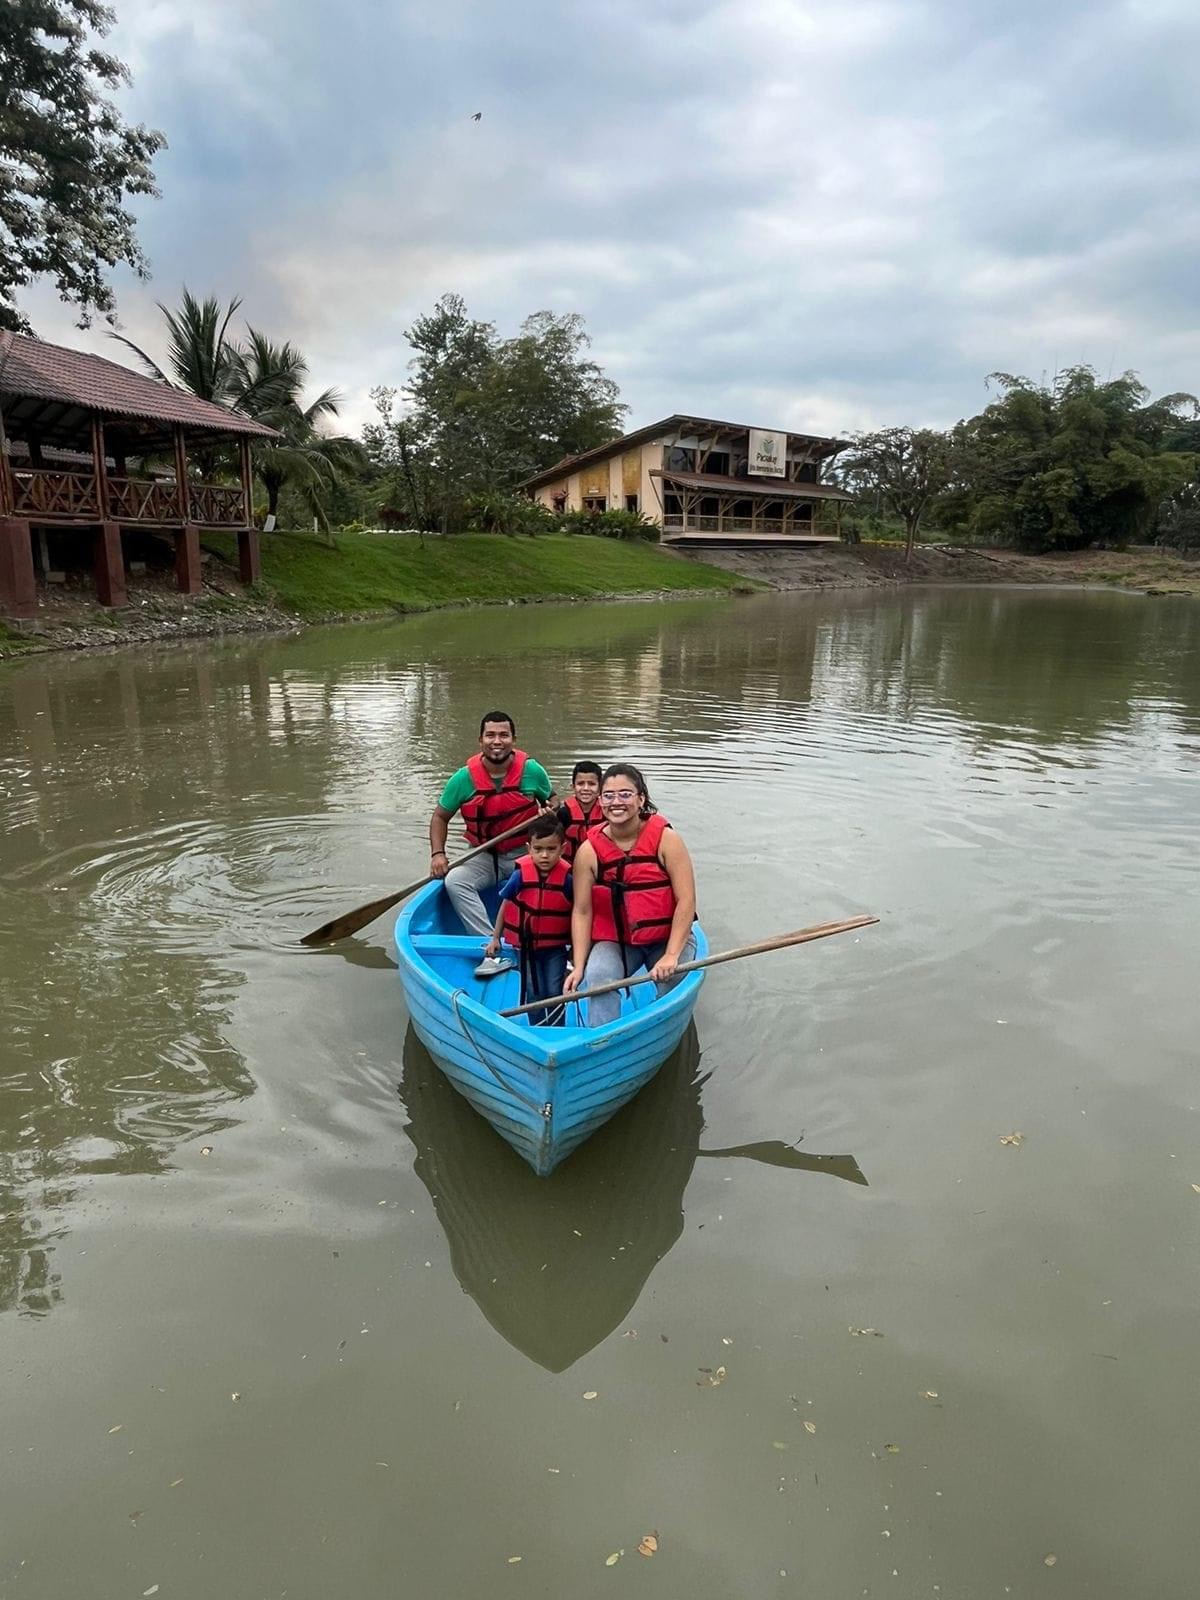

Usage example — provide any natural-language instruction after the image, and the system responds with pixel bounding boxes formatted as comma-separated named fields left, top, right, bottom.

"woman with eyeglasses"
left=562, top=762, right=697, bottom=1026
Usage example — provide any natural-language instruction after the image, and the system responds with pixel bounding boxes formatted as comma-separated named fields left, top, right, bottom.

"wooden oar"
left=300, top=815, right=537, bottom=947
left=499, top=914, right=879, bottom=1018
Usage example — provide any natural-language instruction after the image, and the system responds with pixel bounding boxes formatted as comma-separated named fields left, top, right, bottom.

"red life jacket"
left=590, top=813, right=676, bottom=946
left=501, top=856, right=573, bottom=949
left=561, top=795, right=603, bottom=862
left=460, top=749, right=540, bottom=848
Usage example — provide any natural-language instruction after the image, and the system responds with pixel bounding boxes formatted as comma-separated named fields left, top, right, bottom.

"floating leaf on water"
left=508, top=1555, right=522, bottom=1564
left=128, top=1509, right=142, bottom=1523
left=1044, top=1554, right=1058, bottom=1567
left=920, top=1390, right=939, bottom=1400
left=721, top=1337, right=733, bottom=1346
left=605, top=1551, right=622, bottom=1566
left=637, top=1533, right=659, bottom=1558
left=697, top=1365, right=727, bottom=1387
left=375, top=1461, right=389, bottom=1468
left=660, top=1334, right=669, bottom=1343
left=999, top=1133, right=1023, bottom=1147
left=1191, top=1184, right=1200, bottom=1195
left=772, top=1441, right=789, bottom=1450
left=885, top=1443, right=900, bottom=1453
left=169, top=1478, right=183, bottom=1488
left=547, top=1467, right=560, bottom=1473
left=582, top=1390, right=598, bottom=1400
left=803, top=1421, right=817, bottom=1434
left=108, top=1424, right=123, bottom=1434
left=622, top=1329, right=638, bottom=1339
left=230, top=1392, right=241, bottom=1402
left=143, top=1588, right=160, bottom=1597
left=200, top=1146, right=213, bottom=1157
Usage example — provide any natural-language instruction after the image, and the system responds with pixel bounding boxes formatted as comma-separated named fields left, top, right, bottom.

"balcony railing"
left=662, top=514, right=824, bottom=538
left=108, top=476, right=183, bottom=522
left=12, top=468, right=100, bottom=518
left=6, top=468, right=248, bottom=527
left=188, top=483, right=246, bottom=527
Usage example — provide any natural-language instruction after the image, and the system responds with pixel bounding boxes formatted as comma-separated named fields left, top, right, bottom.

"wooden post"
left=175, top=524, right=202, bottom=595
left=0, top=517, right=37, bottom=618
left=0, top=399, right=14, bottom=517
left=173, top=425, right=189, bottom=523
left=94, top=523, right=127, bottom=607
left=238, top=436, right=254, bottom=528
left=91, top=415, right=109, bottom=520
left=237, top=528, right=261, bottom=584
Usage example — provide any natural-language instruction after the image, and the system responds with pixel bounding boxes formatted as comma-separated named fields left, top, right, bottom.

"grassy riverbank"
left=205, top=528, right=750, bottom=619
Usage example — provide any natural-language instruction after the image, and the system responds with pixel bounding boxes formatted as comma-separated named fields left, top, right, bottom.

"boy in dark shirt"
left=484, top=813, right=574, bottom=1025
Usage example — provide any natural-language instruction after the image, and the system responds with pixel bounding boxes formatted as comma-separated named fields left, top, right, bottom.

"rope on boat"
left=450, top=989, right=551, bottom=1119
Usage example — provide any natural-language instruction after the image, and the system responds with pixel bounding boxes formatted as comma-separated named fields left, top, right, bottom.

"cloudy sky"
left=25, top=0, right=1200, bottom=437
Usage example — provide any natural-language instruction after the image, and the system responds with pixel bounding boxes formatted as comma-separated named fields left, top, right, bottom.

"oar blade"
left=301, top=886, right=412, bottom=947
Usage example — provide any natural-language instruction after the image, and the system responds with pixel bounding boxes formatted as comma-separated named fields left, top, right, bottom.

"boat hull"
left=395, top=883, right=706, bottom=1175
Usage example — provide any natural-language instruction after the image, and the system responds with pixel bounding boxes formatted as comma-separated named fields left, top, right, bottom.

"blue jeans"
left=518, top=946, right=568, bottom=1027
left=581, top=933, right=697, bottom=1026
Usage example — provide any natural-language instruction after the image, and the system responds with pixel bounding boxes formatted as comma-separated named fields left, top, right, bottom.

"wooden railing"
left=6, top=468, right=248, bottom=528
left=11, top=468, right=100, bottom=518
left=662, top=515, right=820, bottom=537
left=188, top=484, right=246, bottom=527
left=108, top=476, right=182, bottom=522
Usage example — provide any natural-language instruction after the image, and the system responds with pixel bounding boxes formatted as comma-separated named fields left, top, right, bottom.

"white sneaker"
left=474, top=954, right=515, bottom=978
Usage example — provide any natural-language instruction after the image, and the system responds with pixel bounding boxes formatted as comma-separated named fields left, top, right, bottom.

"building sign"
left=748, top=428, right=786, bottom=478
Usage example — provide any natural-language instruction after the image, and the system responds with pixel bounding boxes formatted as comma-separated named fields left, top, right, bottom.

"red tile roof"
left=0, top=331, right=279, bottom=438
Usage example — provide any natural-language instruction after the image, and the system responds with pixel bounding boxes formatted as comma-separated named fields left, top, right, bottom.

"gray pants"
left=444, top=846, right=523, bottom=938
left=580, top=932, right=697, bottom=1027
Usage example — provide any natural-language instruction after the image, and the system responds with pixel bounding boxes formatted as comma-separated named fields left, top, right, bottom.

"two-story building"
left=518, top=414, right=852, bottom=544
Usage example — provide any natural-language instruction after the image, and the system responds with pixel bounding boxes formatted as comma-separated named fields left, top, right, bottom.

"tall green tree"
left=841, top=426, right=952, bottom=559
left=374, top=294, right=626, bottom=532
left=0, top=0, right=164, bottom=331
left=939, top=368, right=1197, bottom=550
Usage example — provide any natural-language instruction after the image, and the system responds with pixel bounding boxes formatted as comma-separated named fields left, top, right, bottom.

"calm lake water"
left=2, top=587, right=1199, bottom=1600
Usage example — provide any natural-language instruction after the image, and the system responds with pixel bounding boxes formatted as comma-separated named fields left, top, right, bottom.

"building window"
left=625, top=494, right=639, bottom=513
left=664, top=446, right=695, bottom=473
left=703, top=451, right=730, bottom=477
left=582, top=496, right=607, bottom=513
left=797, top=462, right=817, bottom=483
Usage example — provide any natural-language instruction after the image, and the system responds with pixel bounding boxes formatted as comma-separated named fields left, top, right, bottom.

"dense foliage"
left=0, top=0, right=163, bottom=331
left=843, top=368, right=1198, bottom=554
left=361, top=295, right=626, bottom=534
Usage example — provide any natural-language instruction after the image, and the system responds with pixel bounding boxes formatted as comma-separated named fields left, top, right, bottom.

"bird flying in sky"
left=471, top=112, right=482, bottom=122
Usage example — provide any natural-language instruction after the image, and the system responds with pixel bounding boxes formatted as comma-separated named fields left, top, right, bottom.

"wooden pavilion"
left=0, top=332, right=279, bottom=619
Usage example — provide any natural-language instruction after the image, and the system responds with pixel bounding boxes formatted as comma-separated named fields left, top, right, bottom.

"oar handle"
left=300, top=812, right=541, bottom=947
left=498, top=914, right=879, bottom=1018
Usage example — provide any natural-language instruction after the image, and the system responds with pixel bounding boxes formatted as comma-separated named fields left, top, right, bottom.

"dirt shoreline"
left=677, top=541, right=1200, bottom=594
left=3, top=541, right=1195, bottom=661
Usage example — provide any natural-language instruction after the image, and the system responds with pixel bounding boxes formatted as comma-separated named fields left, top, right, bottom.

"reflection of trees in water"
left=812, top=590, right=1200, bottom=750
left=400, top=1024, right=864, bottom=1372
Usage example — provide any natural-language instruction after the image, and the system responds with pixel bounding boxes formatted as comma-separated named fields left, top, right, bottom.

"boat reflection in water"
left=400, top=1024, right=867, bottom=1372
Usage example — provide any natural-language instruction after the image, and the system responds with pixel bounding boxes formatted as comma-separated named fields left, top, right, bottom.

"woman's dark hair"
left=571, top=760, right=602, bottom=782
left=600, top=762, right=656, bottom=819
left=479, top=710, right=516, bottom=736
left=528, top=812, right=565, bottom=841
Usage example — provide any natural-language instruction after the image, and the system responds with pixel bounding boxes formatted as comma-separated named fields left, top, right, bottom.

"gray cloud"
left=26, top=0, right=1200, bottom=437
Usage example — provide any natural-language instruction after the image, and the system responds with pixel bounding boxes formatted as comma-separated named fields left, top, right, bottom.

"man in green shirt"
left=429, top=710, right=555, bottom=975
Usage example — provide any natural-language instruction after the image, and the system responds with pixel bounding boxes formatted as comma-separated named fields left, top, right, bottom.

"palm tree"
left=110, top=289, right=243, bottom=404
left=228, top=330, right=363, bottom=531
left=111, top=294, right=360, bottom=530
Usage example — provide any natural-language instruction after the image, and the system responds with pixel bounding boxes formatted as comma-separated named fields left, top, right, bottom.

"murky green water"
left=2, top=587, right=1199, bottom=1599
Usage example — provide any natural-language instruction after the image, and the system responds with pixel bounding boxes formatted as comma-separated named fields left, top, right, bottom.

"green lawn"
left=203, top=529, right=749, bottom=620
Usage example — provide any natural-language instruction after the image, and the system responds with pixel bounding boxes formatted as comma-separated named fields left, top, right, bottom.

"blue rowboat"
left=395, top=881, right=707, bottom=1177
